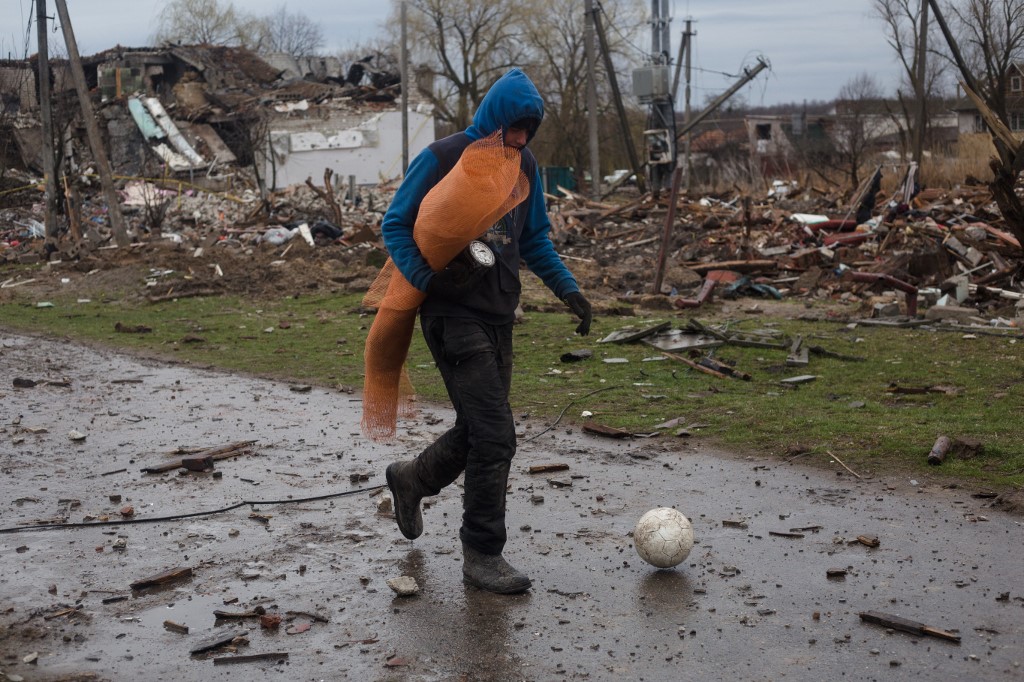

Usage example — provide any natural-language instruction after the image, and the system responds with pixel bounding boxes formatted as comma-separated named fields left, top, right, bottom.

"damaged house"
left=0, top=44, right=434, bottom=195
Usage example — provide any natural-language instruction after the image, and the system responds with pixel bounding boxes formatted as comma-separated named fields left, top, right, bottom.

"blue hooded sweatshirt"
left=380, top=67, right=580, bottom=324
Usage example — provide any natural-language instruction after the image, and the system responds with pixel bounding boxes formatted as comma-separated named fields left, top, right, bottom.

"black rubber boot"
left=462, top=543, right=531, bottom=594
left=386, top=461, right=426, bottom=540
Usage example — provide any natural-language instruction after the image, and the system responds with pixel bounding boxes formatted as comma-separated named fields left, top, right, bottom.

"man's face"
left=504, top=125, right=530, bottom=150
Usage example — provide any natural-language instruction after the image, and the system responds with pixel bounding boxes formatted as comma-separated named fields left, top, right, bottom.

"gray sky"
left=5, top=0, right=906, bottom=107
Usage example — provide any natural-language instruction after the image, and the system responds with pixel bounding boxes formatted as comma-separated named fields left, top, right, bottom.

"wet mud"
left=0, top=333, right=1021, bottom=681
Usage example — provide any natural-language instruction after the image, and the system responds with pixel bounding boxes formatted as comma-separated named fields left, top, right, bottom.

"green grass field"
left=2, top=290, right=1021, bottom=489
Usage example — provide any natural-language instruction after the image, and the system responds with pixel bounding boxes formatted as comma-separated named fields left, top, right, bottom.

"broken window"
left=755, top=123, right=771, bottom=141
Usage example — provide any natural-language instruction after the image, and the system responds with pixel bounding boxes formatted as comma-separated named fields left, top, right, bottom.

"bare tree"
left=399, top=0, right=533, bottom=132
left=263, top=5, right=324, bottom=57
left=943, top=0, right=1024, bottom=122
left=519, top=0, right=646, bottom=182
left=874, top=0, right=949, bottom=156
left=151, top=0, right=265, bottom=49
left=833, top=73, right=888, bottom=188
left=153, top=0, right=239, bottom=45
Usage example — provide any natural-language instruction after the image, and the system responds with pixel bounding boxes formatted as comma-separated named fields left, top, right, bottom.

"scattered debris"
left=582, top=422, right=635, bottom=439
left=528, top=463, right=570, bottom=474
left=856, top=534, right=880, bottom=548
left=189, top=630, right=249, bottom=655
left=140, top=440, right=257, bottom=474
left=858, top=610, right=961, bottom=644
left=212, top=652, right=289, bottom=666
left=927, top=435, right=953, bottom=465
left=560, top=349, right=593, bottom=362
left=827, top=450, right=863, bottom=479
left=129, top=566, right=193, bottom=590
left=163, top=620, right=189, bottom=634
left=386, top=576, right=419, bottom=597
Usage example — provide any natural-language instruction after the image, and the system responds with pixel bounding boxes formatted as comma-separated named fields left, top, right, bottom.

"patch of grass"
left=2, top=291, right=1021, bottom=489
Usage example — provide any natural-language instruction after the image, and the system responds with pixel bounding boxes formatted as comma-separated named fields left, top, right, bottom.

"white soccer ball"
left=633, top=507, right=694, bottom=568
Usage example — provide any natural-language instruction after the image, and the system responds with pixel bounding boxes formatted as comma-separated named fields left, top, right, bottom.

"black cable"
left=0, top=484, right=386, bottom=534
left=522, top=385, right=620, bottom=442
left=596, top=1, right=650, bottom=61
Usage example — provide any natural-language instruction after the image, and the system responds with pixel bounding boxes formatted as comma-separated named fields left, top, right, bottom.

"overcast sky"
left=5, top=0, right=905, bottom=107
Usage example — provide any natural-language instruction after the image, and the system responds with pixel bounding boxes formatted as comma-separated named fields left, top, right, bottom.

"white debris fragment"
left=387, top=576, right=419, bottom=597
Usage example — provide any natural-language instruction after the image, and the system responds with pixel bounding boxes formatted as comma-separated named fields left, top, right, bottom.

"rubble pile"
left=3, top=166, right=1023, bottom=332
left=544, top=180, right=1023, bottom=328
left=0, top=45, right=1021, bottom=324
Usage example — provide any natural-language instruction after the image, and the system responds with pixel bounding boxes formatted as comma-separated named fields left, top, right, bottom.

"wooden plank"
left=682, top=259, right=778, bottom=274
left=213, top=652, right=289, bottom=665
left=582, top=422, right=633, bottom=438
left=859, top=610, right=961, bottom=643
left=661, top=351, right=729, bottom=379
left=190, top=630, right=249, bottom=655
left=140, top=440, right=257, bottom=473
left=768, top=530, right=805, bottom=539
left=528, top=463, right=570, bottom=474
left=130, top=566, right=193, bottom=590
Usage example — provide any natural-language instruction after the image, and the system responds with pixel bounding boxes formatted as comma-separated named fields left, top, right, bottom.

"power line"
left=596, top=1, right=650, bottom=61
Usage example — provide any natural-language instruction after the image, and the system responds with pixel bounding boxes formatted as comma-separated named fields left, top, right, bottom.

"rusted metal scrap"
left=847, top=271, right=918, bottom=317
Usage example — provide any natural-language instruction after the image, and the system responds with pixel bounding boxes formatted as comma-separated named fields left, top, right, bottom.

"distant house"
left=951, top=62, right=1024, bottom=134
left=746, top=101, right=957, bottom=171
left=745, top=112, right=834, bottom=174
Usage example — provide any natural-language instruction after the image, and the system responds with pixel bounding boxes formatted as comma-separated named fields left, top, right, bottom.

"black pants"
left=410, top=316, right=516, bottom=555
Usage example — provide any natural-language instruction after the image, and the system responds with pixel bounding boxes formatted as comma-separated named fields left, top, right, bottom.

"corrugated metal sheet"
left=127, top=97, right=165, bottom=141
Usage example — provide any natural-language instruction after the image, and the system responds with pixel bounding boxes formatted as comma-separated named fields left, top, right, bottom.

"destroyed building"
left=0, top=44, right=434, bottom=191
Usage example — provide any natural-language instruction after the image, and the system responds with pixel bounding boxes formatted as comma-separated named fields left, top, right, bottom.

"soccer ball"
left=633, top=507, right=694, bottom=568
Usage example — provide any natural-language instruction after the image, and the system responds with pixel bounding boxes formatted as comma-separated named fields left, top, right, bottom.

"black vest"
left=419, top=132, right=538, bottom=325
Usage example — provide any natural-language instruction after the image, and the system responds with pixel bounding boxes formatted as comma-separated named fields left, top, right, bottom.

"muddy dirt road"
left=0, top=333, right=1021, bottom=681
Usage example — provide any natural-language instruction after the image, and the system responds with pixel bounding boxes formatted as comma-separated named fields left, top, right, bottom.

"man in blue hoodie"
left=382, top=68, right=592, bottom=594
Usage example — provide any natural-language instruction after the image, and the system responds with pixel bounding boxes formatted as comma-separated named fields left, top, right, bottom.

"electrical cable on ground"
left=522, top=385, right=621, bottom=442
left=0, top=484, right=386, bottom=534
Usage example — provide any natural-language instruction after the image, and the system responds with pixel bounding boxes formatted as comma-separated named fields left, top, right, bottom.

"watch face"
left=467, top=240, right=495, bottom=267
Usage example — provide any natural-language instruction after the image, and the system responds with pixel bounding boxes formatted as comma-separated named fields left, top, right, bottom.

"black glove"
left=563, top=291, right=592, bottom=336
left=426, top=259, right=488, bottom=300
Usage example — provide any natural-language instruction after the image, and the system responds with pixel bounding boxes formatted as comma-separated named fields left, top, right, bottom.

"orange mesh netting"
left=361, top=131, right=530, bottom=441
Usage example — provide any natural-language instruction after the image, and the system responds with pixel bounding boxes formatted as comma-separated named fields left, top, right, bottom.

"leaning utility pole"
left=35, top=0, right=58, bottom=244
left=53, top=0, right=130, bottom=247
left=675, top=57, right=769, bottom=141
left=676, top=19, right=694, bottom=191
left=584, top=0, right=601, bottom=200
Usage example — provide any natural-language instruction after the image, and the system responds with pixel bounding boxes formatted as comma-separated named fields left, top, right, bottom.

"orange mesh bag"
left=361, top=131, right=530, bottom=441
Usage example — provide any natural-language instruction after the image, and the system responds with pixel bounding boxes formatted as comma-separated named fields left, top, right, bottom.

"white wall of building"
left=266, top=109, right=434, bottom=189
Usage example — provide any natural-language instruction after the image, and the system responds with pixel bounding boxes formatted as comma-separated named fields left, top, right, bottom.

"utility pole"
left=646, top=0, right=675, bottom=195
left=584, top=0, right=601, bottom=200
left=680, top=20, right=694, bottom=191
left=53, top=0, right=130, bottom=247
left=913, top=0, right=928, bottom=167
left=35, top=0, right=58, bottom=245
left=400, top=1, right=409, bottom=174
left=675, top=58, right=769, bottom=141
left=591, top=4, right=647, bottom=194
